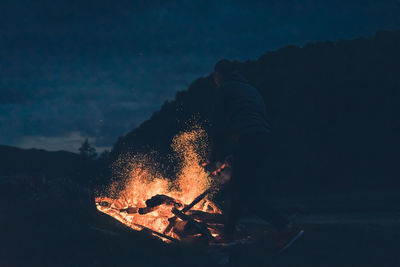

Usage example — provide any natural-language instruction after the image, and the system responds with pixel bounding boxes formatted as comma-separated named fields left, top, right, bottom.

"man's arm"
left=209, top=87, right=228, bottom=163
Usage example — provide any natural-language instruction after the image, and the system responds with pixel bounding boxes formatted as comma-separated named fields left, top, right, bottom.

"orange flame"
left=95, top=126, right=222, bottom=242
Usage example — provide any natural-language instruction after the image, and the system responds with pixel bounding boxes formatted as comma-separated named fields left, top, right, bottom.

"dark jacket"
left=211, top=73, right=271, bottom=161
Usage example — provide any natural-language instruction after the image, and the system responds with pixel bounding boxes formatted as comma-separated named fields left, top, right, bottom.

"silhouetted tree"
left=79, top=139, right=97, bottom=160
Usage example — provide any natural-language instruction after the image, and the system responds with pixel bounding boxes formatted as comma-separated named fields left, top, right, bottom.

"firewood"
left=138, top=194, right=183, bottom=214
left=145, top=194, right=182, bottom=208
left=119, top=207, right=139, bottom=214
left=138, top=206, right=157, bottom=215
left=163, top=189, right=211, bottom=234
left=181, top=189, right=211, bottom=213
left=171, top=207, right=212, bottom=240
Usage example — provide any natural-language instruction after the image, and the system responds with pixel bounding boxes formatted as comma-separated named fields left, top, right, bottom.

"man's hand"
left=201, top=160, right=216, bottom=173
left=201, top=155, right=234, bottom=184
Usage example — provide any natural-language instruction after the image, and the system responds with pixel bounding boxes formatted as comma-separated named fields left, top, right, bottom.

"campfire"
left=95, top=127, right=226, bottom=243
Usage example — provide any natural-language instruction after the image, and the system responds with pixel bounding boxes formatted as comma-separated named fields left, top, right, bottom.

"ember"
left=95, top=127, right=224, bottom=243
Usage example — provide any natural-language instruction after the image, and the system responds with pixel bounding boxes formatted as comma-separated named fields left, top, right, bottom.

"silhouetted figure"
left=211, top=59, right=303, bottom=250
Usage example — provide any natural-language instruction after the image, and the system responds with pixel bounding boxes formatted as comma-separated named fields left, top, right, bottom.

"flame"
left=95, top=126, right=222, bottom=242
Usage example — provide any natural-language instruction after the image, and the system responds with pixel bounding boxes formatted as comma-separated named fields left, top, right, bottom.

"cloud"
left=0, top=0, right=399, bottom=151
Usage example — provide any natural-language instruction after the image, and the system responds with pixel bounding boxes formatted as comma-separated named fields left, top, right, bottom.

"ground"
left=88, top=211, right=400, bottom=266
left=234, top=212, right=400, bottom=267
left=1, top=176, right=399, bottom=266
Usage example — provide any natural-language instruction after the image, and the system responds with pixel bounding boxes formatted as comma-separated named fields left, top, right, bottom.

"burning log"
left=163, top=189, right=211, bottom=234
left=171, top=207, right=213, bottom=240
left=138, top=206, right=158, bottom=215
left=138, top=194, right=183, bottom=215
left=182, top=189, right=212, bottom=212
left=119, top=207, right=139, bottom=214
left=145, top=194, right=182, bottom=208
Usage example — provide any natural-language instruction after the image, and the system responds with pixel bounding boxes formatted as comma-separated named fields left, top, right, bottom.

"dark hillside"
left=112, top=30, right=400, bottom=194
left=0, top=145, right=94, bottom=183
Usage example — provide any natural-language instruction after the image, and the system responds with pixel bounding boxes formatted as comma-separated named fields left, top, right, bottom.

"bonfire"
left=95, top=127, right=227, bottom=243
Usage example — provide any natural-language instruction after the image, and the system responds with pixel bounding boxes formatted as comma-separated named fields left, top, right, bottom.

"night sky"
left=1, top=0, right=399, bottom=152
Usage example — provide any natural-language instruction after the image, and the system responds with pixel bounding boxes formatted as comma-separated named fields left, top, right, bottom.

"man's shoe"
left=274, top=223, right=304, bottom=253
left=209, top=232, right=239, bottom=247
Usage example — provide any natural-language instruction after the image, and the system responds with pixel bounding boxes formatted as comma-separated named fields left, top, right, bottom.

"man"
left=210, top=59, right=303, bottom=251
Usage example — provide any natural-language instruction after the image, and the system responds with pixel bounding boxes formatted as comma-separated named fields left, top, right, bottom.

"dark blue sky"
left=1, top=0, right=399, bottom=152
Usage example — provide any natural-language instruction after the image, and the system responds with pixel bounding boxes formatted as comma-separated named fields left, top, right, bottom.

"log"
left=181, top=189, right=211, bottom=213
left=145, top=194, right=182, bottom=208
left=163, top=189, right=211, bottom=234
left=171, top=207, right=212, bottom=240
left=139, top=194, right=183, bottom=214
left=138, top=206, right=157, bottom=215
left=119, top=207, right=139, bottom=214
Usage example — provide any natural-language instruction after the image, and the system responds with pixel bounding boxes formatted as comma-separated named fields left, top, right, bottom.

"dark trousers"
left=225, top=133, right=289, bottom=235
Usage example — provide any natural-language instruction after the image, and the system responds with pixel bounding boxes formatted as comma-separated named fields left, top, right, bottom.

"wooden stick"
left=163, top=188, right=211, bottom=234
left=171, top=207, right=212, bottom=240
left=181, top=189, right=211, bottom=213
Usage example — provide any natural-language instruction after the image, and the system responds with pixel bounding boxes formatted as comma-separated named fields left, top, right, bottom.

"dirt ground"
left=232, top=212, right=400, bottom=267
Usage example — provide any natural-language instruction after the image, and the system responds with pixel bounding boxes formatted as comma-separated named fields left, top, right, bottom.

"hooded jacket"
left=211, top=72, right=271, bottom=161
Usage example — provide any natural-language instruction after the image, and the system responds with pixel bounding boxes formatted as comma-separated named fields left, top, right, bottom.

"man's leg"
left=237, top=134, right=290, bottom=230
left=223, top=138, right=269, bottom=238
left=221, top=134, right=304, bottom=250
left=222, top=155, right=245, bottom=239
left=240, top=136, right=303, bottom=251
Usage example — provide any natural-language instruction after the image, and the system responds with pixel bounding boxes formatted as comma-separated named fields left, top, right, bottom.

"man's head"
left=213, top=59, right=236, bottom=87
